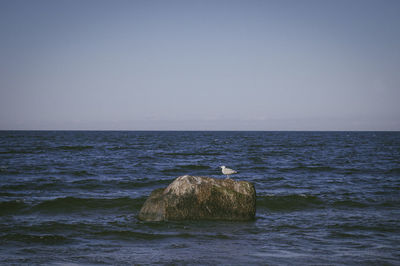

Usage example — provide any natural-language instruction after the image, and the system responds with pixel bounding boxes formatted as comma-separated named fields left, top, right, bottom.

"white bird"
left=220, top=166, right=237, bottom=179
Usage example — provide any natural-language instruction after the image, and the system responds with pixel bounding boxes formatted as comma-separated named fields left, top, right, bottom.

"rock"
left=138, top=175, right=256, bottom=221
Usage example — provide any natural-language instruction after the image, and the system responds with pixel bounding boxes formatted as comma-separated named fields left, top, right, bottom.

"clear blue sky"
left=1, top=0, right=399, bottom=130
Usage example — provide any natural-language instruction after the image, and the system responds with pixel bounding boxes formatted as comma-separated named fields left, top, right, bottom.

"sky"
left=0, top=0, right=399, bottom=130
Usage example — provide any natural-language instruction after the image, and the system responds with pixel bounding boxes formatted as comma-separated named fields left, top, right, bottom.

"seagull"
left=220, top=166, right=237, bottom=179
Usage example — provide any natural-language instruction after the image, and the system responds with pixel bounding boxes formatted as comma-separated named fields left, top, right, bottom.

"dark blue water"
left=1, top=131, right=399, bottom=264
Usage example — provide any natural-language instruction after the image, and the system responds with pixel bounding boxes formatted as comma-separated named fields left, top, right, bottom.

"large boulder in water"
left=138, top=175, right=256, bottom=221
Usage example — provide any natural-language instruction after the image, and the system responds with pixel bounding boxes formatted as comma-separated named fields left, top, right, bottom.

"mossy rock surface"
left=138, top=175, right=256, bottom=221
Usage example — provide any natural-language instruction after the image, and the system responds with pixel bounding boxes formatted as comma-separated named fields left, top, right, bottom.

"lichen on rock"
left=138, top=175, right=256, bottom=221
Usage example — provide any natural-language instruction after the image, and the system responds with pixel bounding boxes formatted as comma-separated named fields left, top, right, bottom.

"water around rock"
left=3, top=131, right=399, bottom=264
left=138, top=175, right=256, bottom=221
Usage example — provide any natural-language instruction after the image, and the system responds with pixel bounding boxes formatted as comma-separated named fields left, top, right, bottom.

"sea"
left=0, top=131, right=399, bottom=265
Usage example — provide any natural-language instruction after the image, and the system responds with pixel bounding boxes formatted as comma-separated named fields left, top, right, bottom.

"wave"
left=53, top=145, right=94, bottom=151
left=264, top=150, right=290, bottom=156
left=328, top=223, right=399, bottom=233
left=107, top=146, right=139, bottom=151
left=328, top=231, right=369, bottom=239
left=32, top=196, right=146, bottom=213
left=248, top=157, right=265, bottom=163
left=252, top=166, right=271, bottom=170
left=0, top=192, right=17, bottom=197
left=329, top=197, right=399, bottom=209
left=0, top=165, right=48, bottom=175
left=2, top=177, right=172, bottom=193
left=179, top=164, right=211, bottom=170
left=379, top=200, right=400, bottom=208
left=58, top=170, right=94, bottom=177
left=94, top=230, right=194, bottom=240
left=332, top=200, right=369, bottom=208
left=0, top=169, right=22, bottom=175
left=2, top=177, right=65, bottom=191
left=1, top=169, right=95, bottom=178
left=162, top=164, right=211, bottom=173
left=257, top=194, right=397, bottom=212
left=0, top=149, right=37, bottom=154
left=336, top=167, right=377, bottom=175
left=161, top=152, right=221, bottom=156
left=94, top=230, right=231, bottom=241
left=257, top=194, right=323, bottom=211
left=0, top=200, right=27, bottom=215
left=278, top=165, right=336, bottom=172
left=386, top=167, right=400, bottom=174
left=2, top=233, right=69, bottom=244
left=252, top=176, right=285, bottom=182
left=137, top=155, right=155, bottom=160
left=1, top=183, right=66, bottom=193
left=109, top=178, right=173, bottom=189
left=9, top=221, right=106, bottom=236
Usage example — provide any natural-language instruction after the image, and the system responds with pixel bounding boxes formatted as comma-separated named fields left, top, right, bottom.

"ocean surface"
left=0, top=131, right=399, bottom=265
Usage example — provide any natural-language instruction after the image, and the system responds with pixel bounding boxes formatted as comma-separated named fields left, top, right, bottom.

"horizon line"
left=1, top=129, right=399, bottom=132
